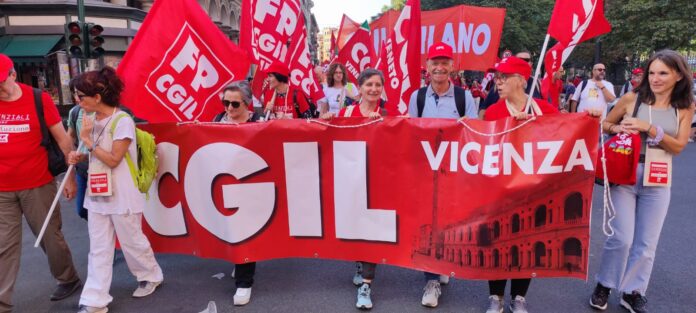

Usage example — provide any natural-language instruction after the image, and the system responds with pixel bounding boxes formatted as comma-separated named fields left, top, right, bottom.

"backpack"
left=571, top=79, right=589, bottom=113
left=416, top=85, right=467, bottom=117
left=110, top=112, right=158, bottom=197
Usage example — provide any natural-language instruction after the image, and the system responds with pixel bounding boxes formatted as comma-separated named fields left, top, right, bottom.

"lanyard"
left=91, top=107, right=117, bottom=149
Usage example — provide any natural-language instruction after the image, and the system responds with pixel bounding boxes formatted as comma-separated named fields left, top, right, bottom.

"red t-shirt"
left=338, top=104, right=381, bottom=117
left=0, top=83, right=62, bottom=191
left=262, top=86, right=310, bottom=118
left=484, top=98, right=558, bottom=121
left=541, top=77, right=564, bottom=108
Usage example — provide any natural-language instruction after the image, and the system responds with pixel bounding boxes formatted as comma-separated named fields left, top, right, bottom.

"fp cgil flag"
left=240, top=0, right=324, bottom=102
left=335, top=21, right=373, bottom=85
left=378, top=0, right=421, bottom=116
left=117, top=0, right=250, bottom=123
left=547, top=0, right=611, bottom=46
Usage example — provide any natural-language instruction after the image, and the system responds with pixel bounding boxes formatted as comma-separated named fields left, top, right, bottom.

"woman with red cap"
left=483, top=56, right=557, bottom=313
left=262, top=62, right=311, bottom=119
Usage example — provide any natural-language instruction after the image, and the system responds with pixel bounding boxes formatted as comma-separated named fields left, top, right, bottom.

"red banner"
left=337, top=14, right=361, bottom=51
left=371, top=5, right=506, bottom=72
left=240, top=0, right=324, bottom=102
left=117, top=0, right=250, bottom=123
left=334, top=23, right=373, bottom=85
left=140, top=114, right=599, bottom=280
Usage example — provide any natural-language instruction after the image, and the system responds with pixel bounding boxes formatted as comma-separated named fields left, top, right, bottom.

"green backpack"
left=110, top=112, right=158, bottom=197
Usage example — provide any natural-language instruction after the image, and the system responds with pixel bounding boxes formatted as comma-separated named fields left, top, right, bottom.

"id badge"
left=643, top=147, right=672, bottom=187
left=88, top=162, right=113, bottom=196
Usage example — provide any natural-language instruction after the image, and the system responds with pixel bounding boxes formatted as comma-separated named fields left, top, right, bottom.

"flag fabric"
left=378, top=0, right=422, bottom=116
left=336, top=14, right=361, bottom=51
left=240, top=0, right=324, bottom=102
left=334, top=21, right=373, bottom=85
left=117, top=0, right=250, bottom=122
left=330, top=30, right=338, bottom=58
left=547, top=0, right=611, bottom=46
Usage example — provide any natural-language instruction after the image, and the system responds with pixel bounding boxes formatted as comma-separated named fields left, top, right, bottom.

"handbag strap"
left=631, top=93, right=641, bottom=118
left=32, top=88, right=51, bottom=149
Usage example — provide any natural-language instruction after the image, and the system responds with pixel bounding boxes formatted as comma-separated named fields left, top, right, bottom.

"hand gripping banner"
left=140, top=114, right=598, bottom=280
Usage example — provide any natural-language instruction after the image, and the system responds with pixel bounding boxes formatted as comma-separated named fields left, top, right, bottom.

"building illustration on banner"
left=413, top=171, right=592, bottom=278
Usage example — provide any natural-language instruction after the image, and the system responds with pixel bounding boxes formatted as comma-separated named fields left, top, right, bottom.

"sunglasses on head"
left=222, top=100, right=242, bottom=108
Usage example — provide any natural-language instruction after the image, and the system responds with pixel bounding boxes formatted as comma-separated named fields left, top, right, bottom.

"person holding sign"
left=317, top=63, right=358, bottom=116
left=68, top=67, right=163, bottom=313
left=262, top=62, right=311, bottom=119
left=590, top=50, right=694, bottom=313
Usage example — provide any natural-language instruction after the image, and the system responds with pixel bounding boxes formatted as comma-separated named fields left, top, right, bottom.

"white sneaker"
left=485, top=295, right=504, bottom=313
left=509, top=295, right=528, bottom=313
left=132, top=280, right=162, bottom=298
left=421, top=280, right=441, bottom=307
left=439, top=275, right=450, bottom=285
left=233, top=287, right=252, bottom=306
left=77, top=305, right=108, bottom=313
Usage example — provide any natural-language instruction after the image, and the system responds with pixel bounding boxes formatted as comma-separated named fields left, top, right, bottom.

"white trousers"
left=79, top=211, right=163, bottom=308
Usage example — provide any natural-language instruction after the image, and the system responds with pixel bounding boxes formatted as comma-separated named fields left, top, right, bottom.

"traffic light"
left=66, top=21, right=83, bottom=58
left=87, top=24, right=105, bottom=58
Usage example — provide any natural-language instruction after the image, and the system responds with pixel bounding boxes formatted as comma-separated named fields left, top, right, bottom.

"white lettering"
left=421, top=141, right=449, bottom=170
left=284, top=142, right=322, bottom=237
left=564, top=139, right=594, bottom=171
left=537, top=141, right=564, bottom=174
left=144, top=142, right=187, bottom=236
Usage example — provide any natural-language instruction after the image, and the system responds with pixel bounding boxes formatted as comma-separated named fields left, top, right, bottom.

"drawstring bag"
left=595, top=132, right=641, bottom=186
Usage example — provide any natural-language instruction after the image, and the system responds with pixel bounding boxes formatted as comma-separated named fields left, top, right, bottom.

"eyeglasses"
left=73, top=92, right=88, bottom=101
left=595, top=68, right=606, bottom=72
left=222, top=100, right=242, bottom=108
left=494, top=73, right=519, bottom=82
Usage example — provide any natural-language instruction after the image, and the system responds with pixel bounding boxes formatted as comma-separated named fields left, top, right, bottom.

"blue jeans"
left=75, top=172, right=88, bottom=220
left=596, top=164, right=670, bottom=295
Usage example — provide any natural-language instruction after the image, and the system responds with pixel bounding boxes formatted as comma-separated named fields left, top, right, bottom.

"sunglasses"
left=494, top=73, right=519, bottom=82
left=222, top=100, right=242, bottom=108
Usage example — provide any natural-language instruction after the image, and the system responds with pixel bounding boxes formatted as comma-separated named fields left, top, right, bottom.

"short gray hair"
left=224, top=81, right=253, bottom=105
left=357, top=68, right=384, bottom=87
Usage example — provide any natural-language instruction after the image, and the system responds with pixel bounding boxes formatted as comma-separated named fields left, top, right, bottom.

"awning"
left=0, top=35, right=62, bottom=58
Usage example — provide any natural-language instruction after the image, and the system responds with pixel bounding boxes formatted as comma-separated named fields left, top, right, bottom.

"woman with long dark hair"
left=318, top=63, right=358, bottom=116
left=590, top=50, right=694, bottom=313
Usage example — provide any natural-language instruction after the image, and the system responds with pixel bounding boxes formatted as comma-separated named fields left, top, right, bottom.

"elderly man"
left=569, top=63, right=616, bottom=116
left=0, top=53, right=80, bottom=313
left=407, top=42, right=477, bottom=308
left=619, top=68, right=644, bottom=96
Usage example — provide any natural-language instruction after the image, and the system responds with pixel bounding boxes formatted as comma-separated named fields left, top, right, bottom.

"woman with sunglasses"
left=213, top=84, right=260, bottom=124
left=482, top=57, right=558, bottom=313
left=318, top=63, right=358, bottom=116
left=67, top=67, right=163, bottom=313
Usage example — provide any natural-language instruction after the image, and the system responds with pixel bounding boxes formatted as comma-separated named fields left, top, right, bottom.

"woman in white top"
left=318, top=63, right=359, bottom=115
left=68, top=67, right=163, bottom=313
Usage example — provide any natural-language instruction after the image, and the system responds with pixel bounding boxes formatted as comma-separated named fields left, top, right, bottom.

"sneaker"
left=590, top=283, right=611, bottom=310
left=51, top=279, right=82, bottom=301
left=421, top=280, right=441, bottom=307
left=77, top=305, right=108, bottom=313
left=132, top=280, right=162, bottom=298
left=353, top=263, right=364, bottom=286
left=620, top=291, right=647, bottom=313
left=485, top=295, right=504, bottom=313
left=509, top=295, right=528, bottom=313
left=356, top=283, right=373, bottom=310
left=439, top=275, right=450, bottom=285
left=233, top=287, right=252, bottom=306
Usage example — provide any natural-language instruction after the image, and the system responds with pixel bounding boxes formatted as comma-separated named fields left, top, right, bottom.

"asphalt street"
left=13, top=143, right=696, bottom=313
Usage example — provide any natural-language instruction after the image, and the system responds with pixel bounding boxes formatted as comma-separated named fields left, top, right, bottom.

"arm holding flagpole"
left=524, top=34, right=550, bottom=114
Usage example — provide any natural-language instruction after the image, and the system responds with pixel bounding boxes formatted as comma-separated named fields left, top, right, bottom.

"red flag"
left=240, top=0, right=324, bottom=102
left=544, top=42, right=566, bottom=77
left=337, top=14, right=361, bottom=51
left=547, top=0, right=611, bottom=46
left=117, top=0, right=250, bottom=122
left=330, top=30, right=338, bottom=58
left=334, top=21, right=373, bottom=85
left=379, top=0, right=421, bottom=116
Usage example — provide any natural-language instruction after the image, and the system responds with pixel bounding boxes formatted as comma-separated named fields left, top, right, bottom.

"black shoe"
left=620, top=291, right=647, bottom=313
left=50, top=279, right=82, bottom=301
left=589, top=283, right=611, bottom=310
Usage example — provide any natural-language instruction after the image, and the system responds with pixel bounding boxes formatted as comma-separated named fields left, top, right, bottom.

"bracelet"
left=87, top=144, right=95, bottom=152
left=646, top=125, right=664, bottom=146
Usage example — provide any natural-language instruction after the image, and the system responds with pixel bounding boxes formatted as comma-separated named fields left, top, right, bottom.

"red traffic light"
left=89, top=24, right=104, bottom=36
left=67, top=22, right=81, bottom=34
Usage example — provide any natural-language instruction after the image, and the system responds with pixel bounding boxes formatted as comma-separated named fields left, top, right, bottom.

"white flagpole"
left=34, top=143, right=83, bottom=248
left=524, top=34, right=551, bottom=113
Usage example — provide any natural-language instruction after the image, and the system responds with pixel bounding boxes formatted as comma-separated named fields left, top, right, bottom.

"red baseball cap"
left=427, top=42, right=453, bottom=60
left=0, top=54, right=14, bottom=82
left=631, top=68, right=644, bottom=75
left=495, top=56, right=532, bottom=80
left=264, top=62, right=290, bottom=77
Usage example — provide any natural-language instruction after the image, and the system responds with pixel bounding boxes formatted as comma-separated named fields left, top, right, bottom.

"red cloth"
left=0, top=83, right=62, bottom=191
left=541, top=77, right=564, bottom=108
left=547, top=0, right=611, bottom=46
left=338, top=103, right=381, bottom=117
left=484, top=98, right=558, bottom=121
left=595, top=133, right=641, bottom=185
left=262, top=86, right=309, bottom=118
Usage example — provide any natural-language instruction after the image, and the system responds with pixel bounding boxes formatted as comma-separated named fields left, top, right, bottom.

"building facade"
left=318, top=26, right=336, bottom=63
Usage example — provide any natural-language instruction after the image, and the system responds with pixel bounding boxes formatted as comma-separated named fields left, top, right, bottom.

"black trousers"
left=488, top=279, right=531, bottom=298
left=235, top=262, right=256, bottom=288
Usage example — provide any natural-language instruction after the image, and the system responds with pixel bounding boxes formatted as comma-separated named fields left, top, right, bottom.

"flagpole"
left=525, top=34, right=550, bottom=113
